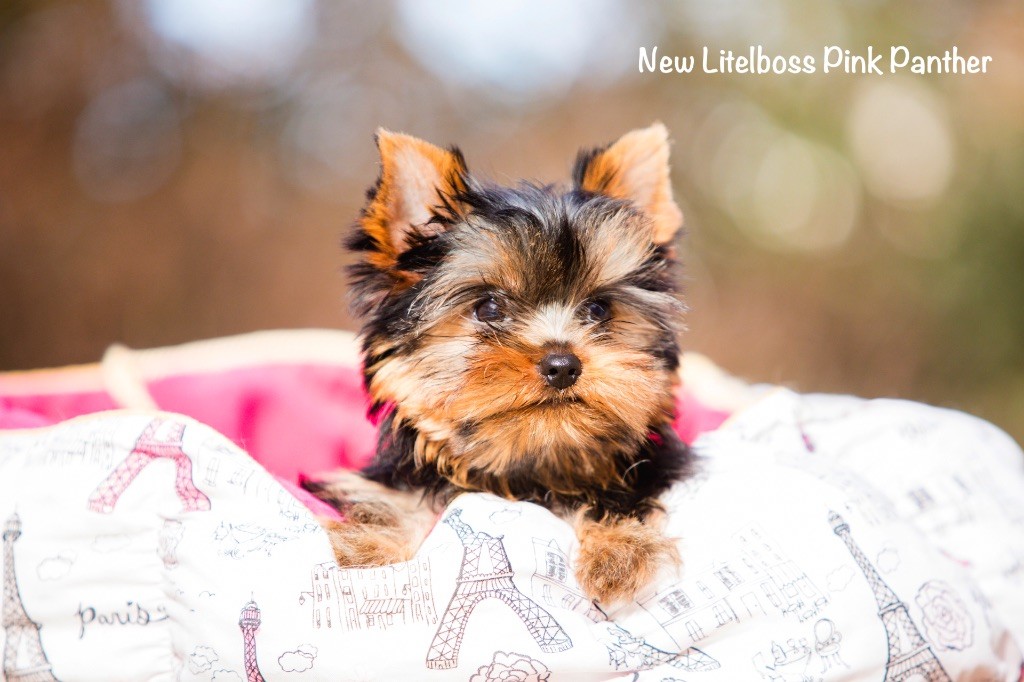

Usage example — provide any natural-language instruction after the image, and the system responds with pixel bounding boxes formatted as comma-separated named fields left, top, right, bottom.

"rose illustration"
left=915, top=581, right=973, bottom=651
left=469, top=651, right=551, bottom=682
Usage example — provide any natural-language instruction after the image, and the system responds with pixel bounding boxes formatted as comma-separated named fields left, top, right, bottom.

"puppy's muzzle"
left=538, top=353, right=582, bottom=389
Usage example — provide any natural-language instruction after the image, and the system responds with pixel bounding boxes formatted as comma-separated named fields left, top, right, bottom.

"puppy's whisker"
left=618, top=456, right=651, bottom=477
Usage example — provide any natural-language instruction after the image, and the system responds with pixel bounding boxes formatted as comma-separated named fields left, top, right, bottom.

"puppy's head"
left=348, top=124, right=685, bottom=501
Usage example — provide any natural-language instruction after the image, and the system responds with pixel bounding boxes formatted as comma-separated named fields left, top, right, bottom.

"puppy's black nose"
left=538, top=353, right=581, bottom=389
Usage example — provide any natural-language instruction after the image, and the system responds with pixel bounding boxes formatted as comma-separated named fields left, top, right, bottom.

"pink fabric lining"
left=673, top=389, right=731, bottom=444
left=0, top=392, right=118, bottom=428
left=0, top=362, right=730, bottom=518
left=147, top=365, right=378, bottom=480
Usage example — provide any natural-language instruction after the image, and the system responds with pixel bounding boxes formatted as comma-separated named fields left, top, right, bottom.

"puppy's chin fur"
left=428, top=391, right=669, bottom=496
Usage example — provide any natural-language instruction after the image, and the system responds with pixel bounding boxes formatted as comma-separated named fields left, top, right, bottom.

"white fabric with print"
left=1, top=389, right=1023, bottom=681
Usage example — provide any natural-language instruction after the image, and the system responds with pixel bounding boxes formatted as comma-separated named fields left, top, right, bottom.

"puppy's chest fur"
left=362, top=411, right=692, bottom=519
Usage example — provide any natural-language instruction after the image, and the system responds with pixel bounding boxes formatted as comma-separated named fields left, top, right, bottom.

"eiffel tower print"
left=425, top=510, right=573, bottom=670
left=238, top=600, right=266, bottom=682
left=3, top=513, right=60, bottom=682
left=829, top=512, right=951, bottom=682
left=87, top=418, right=211, bottom=514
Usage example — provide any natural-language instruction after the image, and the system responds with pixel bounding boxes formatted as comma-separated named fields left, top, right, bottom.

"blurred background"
left=0, top=0, right=1022, bottom=441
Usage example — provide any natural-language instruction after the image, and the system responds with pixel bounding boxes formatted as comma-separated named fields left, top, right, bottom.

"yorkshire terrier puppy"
left=308, top=123, right=692, bottom=604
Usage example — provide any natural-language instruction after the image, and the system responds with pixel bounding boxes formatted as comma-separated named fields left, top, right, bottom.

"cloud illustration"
left=488, top=508, right=522, bottom=524
left=876, top=547, right=901, bottom=574
left=188, top=646, right=218, bottom=674
left=278, top=644, right=317, bottom=672
left=36, top=555, right=74, bottom=581
left=826, top=565, right=855, bottom=592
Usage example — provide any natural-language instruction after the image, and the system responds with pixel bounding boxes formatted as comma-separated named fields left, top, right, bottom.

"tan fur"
left=572, top=509, right=681, bottom=604
left=577, top=123, right=683, bottom=245
left=361, top=129, right=466, bottom=272
left=322, top=514, right=414, bottom=567
left=429, top=210, right=656, bottom=306
left=314, top=470, right=441, bottom=567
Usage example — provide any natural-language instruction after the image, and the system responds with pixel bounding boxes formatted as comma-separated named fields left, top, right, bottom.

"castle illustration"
left=305, top=556, right=437, bottom=632
left=639, top=524, right=827, bottom=649
left=531, top=538, right=605, bottom=622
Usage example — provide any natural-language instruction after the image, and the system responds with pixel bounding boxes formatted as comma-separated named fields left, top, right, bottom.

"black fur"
left=360, top=411, right=691, bottom=520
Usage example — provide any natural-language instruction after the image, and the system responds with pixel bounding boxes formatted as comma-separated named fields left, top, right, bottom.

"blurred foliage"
left=0, top=0, right=1021, bottom=441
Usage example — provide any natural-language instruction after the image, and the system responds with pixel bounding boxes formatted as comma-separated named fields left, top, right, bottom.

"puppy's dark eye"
left=584, top=299, right=611, bottom=322
left=474, top=297, right=503, bottom=322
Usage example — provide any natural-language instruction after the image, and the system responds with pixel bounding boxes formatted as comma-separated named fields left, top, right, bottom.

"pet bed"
left=1, top=329, right=1023, bottom=681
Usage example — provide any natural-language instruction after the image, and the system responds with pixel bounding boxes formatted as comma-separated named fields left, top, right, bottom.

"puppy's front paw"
left=322, top=501, right=413, bottom=567
left=574, top=515, right=680, bottom=605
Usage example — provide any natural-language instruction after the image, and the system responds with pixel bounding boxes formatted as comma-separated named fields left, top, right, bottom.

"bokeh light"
left=138, top=0, right=316, bottom=91
left=847, top=80, right=954, bottom=205
left=394, top=0, right=650, bottom=99
left=0, top=0, right=1022, bottom=443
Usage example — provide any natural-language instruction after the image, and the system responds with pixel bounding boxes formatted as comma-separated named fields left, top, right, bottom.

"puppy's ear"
left=360, top=129, right=467, bottom=267
left=573, top=122, right=683, bottom=244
